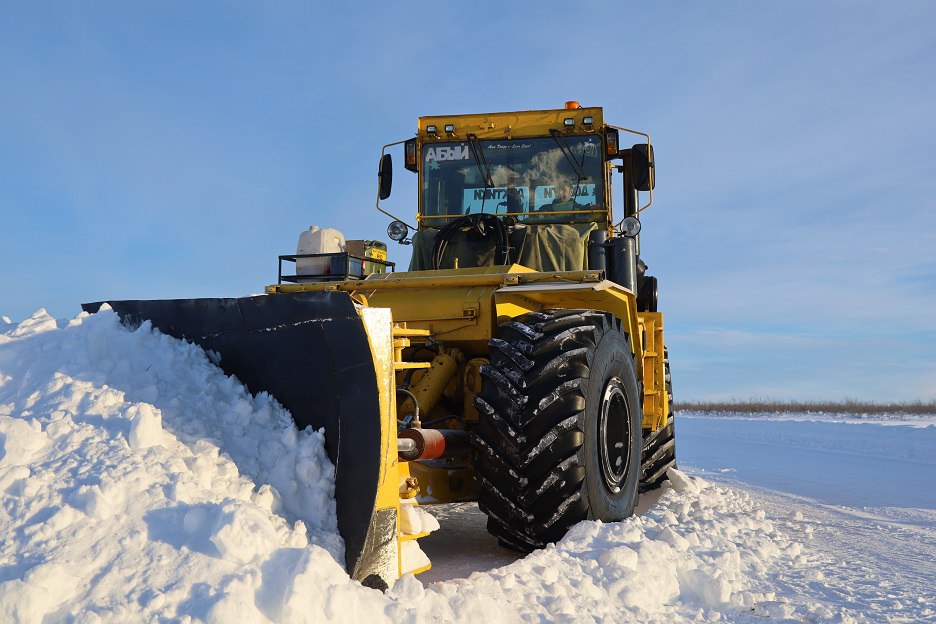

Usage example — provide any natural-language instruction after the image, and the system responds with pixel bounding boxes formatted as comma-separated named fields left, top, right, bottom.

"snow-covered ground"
left=1, top=309, right=933, bottom=623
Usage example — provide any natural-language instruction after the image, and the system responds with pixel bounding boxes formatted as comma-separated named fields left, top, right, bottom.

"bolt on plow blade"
left=82, top=292, right=397, bottom=586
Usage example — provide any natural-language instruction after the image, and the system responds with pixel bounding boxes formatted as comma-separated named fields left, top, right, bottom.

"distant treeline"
left=673, top=399, right=936, bottom=415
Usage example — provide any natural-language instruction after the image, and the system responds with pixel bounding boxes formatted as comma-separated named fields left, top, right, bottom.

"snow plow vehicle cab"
left=84, top=102, right=676, bottom=590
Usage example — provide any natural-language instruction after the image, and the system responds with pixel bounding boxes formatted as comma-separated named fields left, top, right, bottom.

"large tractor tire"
left=639, top=348, right=676, bottom=492
left=472, top=309, right=642, bottom=551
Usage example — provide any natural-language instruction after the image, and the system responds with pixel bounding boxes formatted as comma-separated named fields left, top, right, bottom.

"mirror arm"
left=607, top=125, right=653, bottom=214
left=376, top=139, right=418, bottom=230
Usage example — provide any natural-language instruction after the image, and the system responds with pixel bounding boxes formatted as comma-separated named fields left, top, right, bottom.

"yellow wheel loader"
left=84, top=102, right=676, bottom=590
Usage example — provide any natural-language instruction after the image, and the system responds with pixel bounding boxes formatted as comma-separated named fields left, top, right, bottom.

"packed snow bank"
left=682, top=410, right=936, bottom=428
left=678, top=413, right=936, bottom=622
left=0, top=308, right=873, bottom=622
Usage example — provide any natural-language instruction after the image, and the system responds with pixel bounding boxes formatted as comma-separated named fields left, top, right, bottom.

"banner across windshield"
left=421, top=136, right=605, bottom=223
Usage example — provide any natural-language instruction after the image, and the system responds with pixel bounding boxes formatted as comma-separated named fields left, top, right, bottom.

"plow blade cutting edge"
left=82, top=292, right=399, bottom=587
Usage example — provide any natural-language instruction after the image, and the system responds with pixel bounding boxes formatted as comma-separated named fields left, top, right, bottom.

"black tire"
left=472, top=309, right=642, bottom=551
left=639, top=348, right=676, bottom=492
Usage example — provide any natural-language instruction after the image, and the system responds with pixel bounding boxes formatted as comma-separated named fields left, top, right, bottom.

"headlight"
left=387, top=220, right=410, bottom=242
left=620, top=217, right=641, bottom=238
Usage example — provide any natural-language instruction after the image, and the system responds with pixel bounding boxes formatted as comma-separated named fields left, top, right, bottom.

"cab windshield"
left=420, top=135, right=605, bottom=225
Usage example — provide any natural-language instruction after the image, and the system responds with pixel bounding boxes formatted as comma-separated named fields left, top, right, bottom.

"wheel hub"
left=598, top=378, right=631, bottom=493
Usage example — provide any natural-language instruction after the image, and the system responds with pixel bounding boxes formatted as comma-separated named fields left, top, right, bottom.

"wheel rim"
left=598, top=378, right=631, bottom=493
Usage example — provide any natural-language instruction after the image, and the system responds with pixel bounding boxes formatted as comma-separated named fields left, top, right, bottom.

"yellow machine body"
left=266, top=264, right=670, bottom=509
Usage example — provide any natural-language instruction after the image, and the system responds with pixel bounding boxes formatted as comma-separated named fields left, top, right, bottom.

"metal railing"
left=277, top=253, right=395, bottom=284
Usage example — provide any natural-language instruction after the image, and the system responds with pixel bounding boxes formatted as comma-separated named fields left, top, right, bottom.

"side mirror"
left=631, top=143, right=655, bottom=192
left=378, top=154, right=393, bottom=200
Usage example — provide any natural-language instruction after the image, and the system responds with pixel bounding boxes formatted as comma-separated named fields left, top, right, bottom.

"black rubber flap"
left=82, top=292, right=382, bottom=577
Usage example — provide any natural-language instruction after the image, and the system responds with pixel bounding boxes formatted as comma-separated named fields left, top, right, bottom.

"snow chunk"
left=279, top=547, right=385, bottom=623
left=666, top=467, right=701, bottom=493
left=597, top=545, right=639, bottom=574
left=677, top=567, right=733, bottom=606
left=0, top=417, right=51, bottom=466
left=209, top=502, right=280, bottom=565
left=8, top=309, right=58, bottom=338
left=0, top=561, right=81, bottom=624
left=127, top=403, right=166, bottom=450
left=399, top=499, right=440, bottom=535
left=401, top=540, right=431, bottom=576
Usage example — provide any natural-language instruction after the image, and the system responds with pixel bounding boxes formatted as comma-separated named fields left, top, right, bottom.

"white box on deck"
left=296, top=226, right=345, bottom=275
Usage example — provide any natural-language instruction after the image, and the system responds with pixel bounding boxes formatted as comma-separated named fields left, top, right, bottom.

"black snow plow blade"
left=82, top=292, right=389, bottom=582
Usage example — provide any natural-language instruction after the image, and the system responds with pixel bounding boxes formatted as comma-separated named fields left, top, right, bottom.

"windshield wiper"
left=549, top=130, right=588, bottom=206
left=466, top=134, right=494, bottom=214
left=549, top=130, right=587, bottom=182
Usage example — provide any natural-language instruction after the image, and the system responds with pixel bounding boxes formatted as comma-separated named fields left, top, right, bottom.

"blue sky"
left=2, top=1, right=934, bottom=402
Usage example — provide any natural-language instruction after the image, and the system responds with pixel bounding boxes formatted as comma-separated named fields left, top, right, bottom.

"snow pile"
left=0, top=308, right=341, bottom=622
left=386, top=471, right=814, bottom=623
left=1, top=308, right=850, bottom=622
